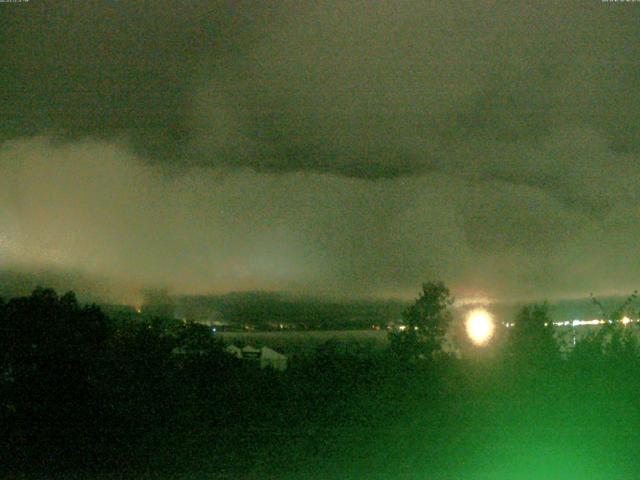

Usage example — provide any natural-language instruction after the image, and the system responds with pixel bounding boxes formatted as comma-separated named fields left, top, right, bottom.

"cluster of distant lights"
left=394, top=311, right=636, bottom=349
left=465, top=309, right=637, bottom=347
left=503, top=316, right=635, bottom=328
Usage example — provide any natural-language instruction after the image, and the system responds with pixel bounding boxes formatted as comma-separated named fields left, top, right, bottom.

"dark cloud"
left=4, top=2, right=639, bottom=175
left=1, top=1, right=640, bottom=302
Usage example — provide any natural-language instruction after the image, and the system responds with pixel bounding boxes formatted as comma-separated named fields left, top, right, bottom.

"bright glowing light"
left=622, top=316, right=631, bottom=326
left=466, top=309, right=495, bottom=346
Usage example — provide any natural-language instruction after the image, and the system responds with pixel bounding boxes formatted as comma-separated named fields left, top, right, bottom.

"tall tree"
left=389, top=281, right=453, bottom=360
left=506, top=303, right=561, bottom=368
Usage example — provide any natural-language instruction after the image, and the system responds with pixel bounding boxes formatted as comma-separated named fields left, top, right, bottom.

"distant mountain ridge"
left=170, top=291, right=407, bottom=330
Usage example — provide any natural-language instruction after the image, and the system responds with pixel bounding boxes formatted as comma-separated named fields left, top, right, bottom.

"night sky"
left=1, top=1, right=640, bottom=303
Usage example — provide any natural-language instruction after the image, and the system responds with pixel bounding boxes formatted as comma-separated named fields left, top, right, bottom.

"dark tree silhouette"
left=590, top=290, right=638, bottom=323
left=2, top=287, right=107, bottom=393
left=0, top=288, right=110, bottom=468
left=571, top=292, right=640, bottom=369
left=506, top=303, right=561, bottom=369
left=389, top=281, right=453, bottom=360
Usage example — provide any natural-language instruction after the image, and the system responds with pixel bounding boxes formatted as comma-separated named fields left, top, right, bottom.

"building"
left=226, top=344, right=288, bottom=371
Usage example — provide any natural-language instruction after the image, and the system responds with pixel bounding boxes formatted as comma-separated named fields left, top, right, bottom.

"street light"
left=466, top=308, right=495, bottom=346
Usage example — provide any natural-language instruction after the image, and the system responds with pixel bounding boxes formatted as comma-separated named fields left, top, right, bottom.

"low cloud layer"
left=1, top=1, right=639, bottom=302
left=2, top=135, right=639, bottom=302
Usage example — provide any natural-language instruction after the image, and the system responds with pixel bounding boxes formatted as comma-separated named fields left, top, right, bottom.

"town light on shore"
left=466, top=308, right=495, bottom=346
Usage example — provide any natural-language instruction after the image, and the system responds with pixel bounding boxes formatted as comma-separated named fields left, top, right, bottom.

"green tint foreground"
left=6, top=357, right=640, bottom=480
left=163, top=360, right=640, bottom=480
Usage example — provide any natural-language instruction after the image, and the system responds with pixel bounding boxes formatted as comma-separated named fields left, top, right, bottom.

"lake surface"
left=219, top=324, right=639, bottom=358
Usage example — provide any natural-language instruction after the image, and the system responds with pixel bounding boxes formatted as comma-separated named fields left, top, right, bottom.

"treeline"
left=0, top=287, right=232, bottom=474
left=0, top=287, right=397, bottom=476
left=2, top=286, right=640, bottom=478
